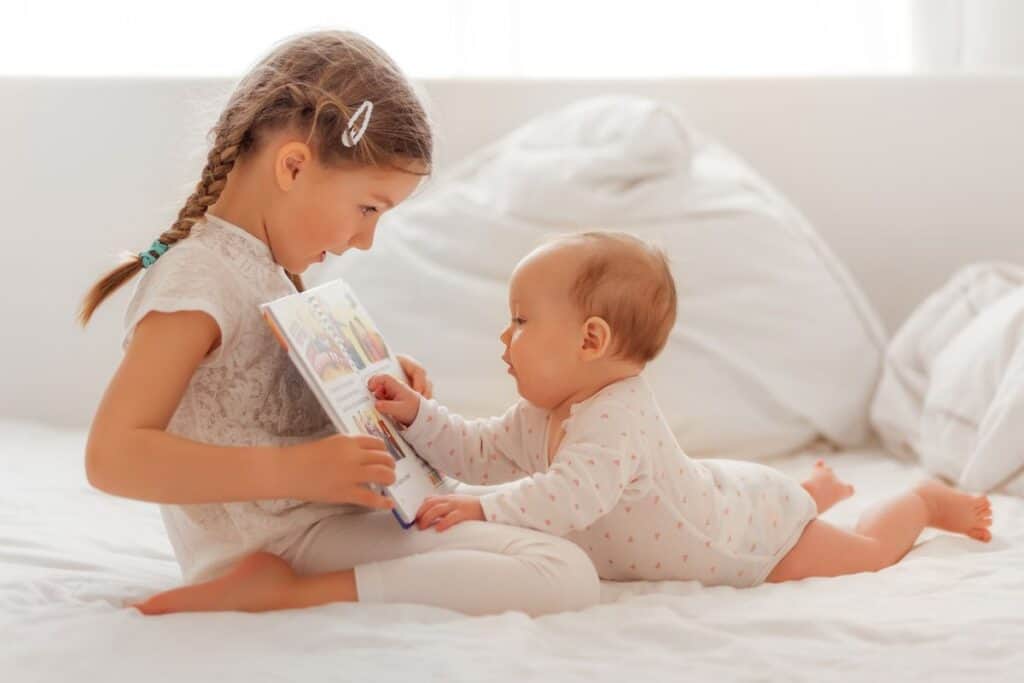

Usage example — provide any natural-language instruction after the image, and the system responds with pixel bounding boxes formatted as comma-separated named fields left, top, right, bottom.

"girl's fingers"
left=360, top=451, right=396, bottom=468
left=411, top=369, right=426, bottom=394
left=361, top=464, right=397, bottom=486
left=353, top=435, right=388, bottom=451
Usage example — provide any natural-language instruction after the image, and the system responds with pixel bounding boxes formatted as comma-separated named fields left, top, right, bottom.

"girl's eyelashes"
left=359, top=205, right=379, bottom=216
left=512, top=316, right=526, bottom=326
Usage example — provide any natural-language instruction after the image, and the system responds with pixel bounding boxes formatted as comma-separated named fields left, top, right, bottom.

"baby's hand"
left=416, top=495, right=485, bottom=532
left=368, top=373, right=421, bottom=426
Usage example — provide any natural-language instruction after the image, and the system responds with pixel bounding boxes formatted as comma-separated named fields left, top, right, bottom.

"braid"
left=77, top=114, right=251, bottom=326
left=157, top=133, right=241, bottom=248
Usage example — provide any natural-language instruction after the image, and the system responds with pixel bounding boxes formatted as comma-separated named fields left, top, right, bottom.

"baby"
left=371, top=232, right=993, bottom=586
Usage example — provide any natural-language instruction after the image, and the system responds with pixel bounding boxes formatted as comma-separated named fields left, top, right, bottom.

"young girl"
left=369, top=232, right=994, bottom=586
left=81, top=31, right=598, bottom=617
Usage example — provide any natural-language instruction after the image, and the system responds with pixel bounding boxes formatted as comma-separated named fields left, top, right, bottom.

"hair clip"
left=139, top=240, right=169, bottom=269
left=341, top=100, right=373, bottom=148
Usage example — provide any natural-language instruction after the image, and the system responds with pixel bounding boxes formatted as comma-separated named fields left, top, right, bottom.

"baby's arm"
left=370, top=374, right=534, bottom=485
left=418, top=401, right=640, bottom=535
left=476, top=440, right=635, bottom=535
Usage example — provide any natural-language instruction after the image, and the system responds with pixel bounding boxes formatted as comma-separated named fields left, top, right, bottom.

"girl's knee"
left=539, top=539, right=600, bottom=613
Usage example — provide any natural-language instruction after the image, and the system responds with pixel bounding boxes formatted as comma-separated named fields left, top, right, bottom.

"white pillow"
left=921, top=288, right=1024, bottom=493
left=870, top=263, right=1024, bottom=460
left=871, top=262, right=1024, bottom=494
left=314, top=96, right=885, bottom=459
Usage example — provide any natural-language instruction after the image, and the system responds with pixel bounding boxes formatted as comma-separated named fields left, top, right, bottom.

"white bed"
left=3, top=77, right=1024, bottom=681
left=2, top=419, right=1021, bottom=681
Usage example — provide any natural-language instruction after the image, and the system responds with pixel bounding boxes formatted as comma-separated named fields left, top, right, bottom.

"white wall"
left=2, top=76, right=1023, bottom=427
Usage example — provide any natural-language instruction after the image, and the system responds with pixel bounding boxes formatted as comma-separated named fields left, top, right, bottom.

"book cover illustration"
left=262, top=280, right=447, bottom=526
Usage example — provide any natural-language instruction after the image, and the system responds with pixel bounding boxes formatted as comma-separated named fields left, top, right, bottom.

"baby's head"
left=500, top=232, right=677, bottom=410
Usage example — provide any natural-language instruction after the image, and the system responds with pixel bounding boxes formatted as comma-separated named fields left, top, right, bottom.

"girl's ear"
left=274, top=141, right=313, bottom=191
left=580, top=316, right=612, bottom=361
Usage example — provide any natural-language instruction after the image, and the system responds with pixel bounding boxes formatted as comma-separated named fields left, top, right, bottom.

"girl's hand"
left=396, top=354, right=433, bottom=399
left=368, top=373, right=421, bottom=426
left=291, top=434, right=396, bottom=509
left=416, top=495, right=485, bottom=531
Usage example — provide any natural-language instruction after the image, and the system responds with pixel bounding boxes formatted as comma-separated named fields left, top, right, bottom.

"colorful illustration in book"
left=287, top=309, right=354, bottom=382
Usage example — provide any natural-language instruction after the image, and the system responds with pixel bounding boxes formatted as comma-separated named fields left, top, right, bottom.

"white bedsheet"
left=1, top=419, right=1020, bottom=682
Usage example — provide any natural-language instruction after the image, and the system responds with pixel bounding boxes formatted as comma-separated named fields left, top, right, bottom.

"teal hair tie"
left=139, top=240, right=169, bottom=269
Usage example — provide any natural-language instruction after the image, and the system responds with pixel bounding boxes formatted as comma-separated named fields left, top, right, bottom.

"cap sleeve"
left=122, top=241, right=242, bottom=366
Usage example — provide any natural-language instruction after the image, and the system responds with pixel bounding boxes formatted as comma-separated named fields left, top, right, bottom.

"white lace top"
left=123, top=214, right=354, bottom=583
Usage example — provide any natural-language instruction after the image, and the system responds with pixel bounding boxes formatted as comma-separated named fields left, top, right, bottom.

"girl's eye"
left=513, top=317, right=526, bottom=326
left=359, top=206, right=378, bottom=216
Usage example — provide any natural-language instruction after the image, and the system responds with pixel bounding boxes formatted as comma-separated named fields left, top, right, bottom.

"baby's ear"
left=580, top=316, right=613, bottom=361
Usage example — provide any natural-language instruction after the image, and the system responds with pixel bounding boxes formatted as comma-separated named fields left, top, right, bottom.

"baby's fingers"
left=434, top=510, right=467, bottom=532
left=375, top=399, right=407, bottom=418
left=416, top=500, right=452, bottom=530
left=367, top=374, right=402, bottom=399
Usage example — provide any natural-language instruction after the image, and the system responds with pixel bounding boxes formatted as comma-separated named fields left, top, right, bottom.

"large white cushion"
left=314, top=96, right=885, bottom=459
left=922, top=288, right=1024, bottom=493
left=872, top=263, right=1024, bottom=494
left=870, top=263, right=1024, bottom=460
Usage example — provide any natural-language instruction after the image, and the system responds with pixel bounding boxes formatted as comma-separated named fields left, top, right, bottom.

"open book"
left=260, top=279, right=449, bottom=528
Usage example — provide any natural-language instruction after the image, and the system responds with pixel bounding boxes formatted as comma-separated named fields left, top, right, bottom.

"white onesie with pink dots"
left=402, top=375, right=817, bottom=587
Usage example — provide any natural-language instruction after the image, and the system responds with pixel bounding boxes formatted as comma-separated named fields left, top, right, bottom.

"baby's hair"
left=78, top=30, right=432, bottom=325
left=551, top=231, right=677, bottom=364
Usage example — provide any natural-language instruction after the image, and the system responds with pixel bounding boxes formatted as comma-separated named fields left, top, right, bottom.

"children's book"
left=261, top=279, right=449, bottom=528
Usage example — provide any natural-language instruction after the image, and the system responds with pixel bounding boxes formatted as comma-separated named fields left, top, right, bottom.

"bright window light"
left=0, top=0, right=912, bottom=78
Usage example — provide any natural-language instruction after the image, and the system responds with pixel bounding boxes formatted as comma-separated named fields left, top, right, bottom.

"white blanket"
left=2, top=419, right=1020, bottom=682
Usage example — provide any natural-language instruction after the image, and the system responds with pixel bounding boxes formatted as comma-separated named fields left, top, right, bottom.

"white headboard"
left=3, top=76, right=1022, bottom=427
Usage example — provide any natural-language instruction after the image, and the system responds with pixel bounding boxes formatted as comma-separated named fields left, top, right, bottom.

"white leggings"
left=278, top=510, right=600, bottom=617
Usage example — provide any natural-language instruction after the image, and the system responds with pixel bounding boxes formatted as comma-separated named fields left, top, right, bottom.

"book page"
left=265, top=281, right=445, bottom=490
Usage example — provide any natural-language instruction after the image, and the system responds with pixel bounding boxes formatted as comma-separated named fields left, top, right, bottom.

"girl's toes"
left=133, top=596, right=170, bottom=615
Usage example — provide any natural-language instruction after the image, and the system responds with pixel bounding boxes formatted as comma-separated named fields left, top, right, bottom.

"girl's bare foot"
left=913, top=479, right=993, bottom=542
left=133, top=552, right=297, bottom=615
left=802, top=459, right=856, bottom=513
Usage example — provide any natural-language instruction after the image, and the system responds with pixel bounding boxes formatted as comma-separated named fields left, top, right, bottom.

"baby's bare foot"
left=914, top=479, right=993, bottom=542
left=802, top=459, right=855, bottom=513
left=133, top=552, right=297, bottom=615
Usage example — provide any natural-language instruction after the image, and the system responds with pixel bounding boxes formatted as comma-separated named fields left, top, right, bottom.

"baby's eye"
left=512, top=317, right=526, bottom=326
left=359, top=205, right=379, bottom=216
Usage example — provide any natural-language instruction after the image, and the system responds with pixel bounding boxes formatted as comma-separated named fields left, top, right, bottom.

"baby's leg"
left=801, top=459, right=855, bottom=513
left=135, top=511, right=599, bottom=617
left=767, top=480, right=992, bottom=582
